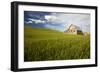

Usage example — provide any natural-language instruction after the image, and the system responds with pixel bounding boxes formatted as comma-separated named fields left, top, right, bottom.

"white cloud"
left=45, top=15, right=63, bottom=24
left=28, top=18, right=35, bottom=21
left=34, top=20, right=45, bottom=24
left=25, top=21, right=32, bottom=24
left=28, top=18, right=45, bottom=24
left=45, top=15, right=57, bottom=21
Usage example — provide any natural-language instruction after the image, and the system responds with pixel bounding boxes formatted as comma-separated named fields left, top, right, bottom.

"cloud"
left=28, top=18, right=45, bottom=24
left=25, top=21, right=33, bottom=24
left=45, top=15, right=58, bottom=21
left=45, top=15, right=63, bottom=24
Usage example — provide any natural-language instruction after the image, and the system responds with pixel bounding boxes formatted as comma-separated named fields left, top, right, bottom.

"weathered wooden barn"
left=64, top=24, right=83, bottom=35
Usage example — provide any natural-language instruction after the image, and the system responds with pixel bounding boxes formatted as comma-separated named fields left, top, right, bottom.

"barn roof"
left=69, top=24, right=81, bottom=30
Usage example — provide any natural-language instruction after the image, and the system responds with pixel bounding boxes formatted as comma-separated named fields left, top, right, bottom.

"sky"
left=24, top=11, right=90, bottom=32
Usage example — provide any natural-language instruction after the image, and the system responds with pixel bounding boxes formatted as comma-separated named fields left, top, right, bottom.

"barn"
left=64, top=24, right=83, bottom=35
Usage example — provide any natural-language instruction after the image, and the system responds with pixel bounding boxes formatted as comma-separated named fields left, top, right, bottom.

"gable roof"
left=69, top=24, right=81, bottom=30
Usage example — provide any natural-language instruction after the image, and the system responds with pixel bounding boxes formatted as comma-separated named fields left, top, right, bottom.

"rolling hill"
left=24, top=26, right=90, bottom=61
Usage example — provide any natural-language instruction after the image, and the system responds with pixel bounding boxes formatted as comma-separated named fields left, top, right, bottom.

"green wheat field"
left=24, top=26, right=90, bottom=62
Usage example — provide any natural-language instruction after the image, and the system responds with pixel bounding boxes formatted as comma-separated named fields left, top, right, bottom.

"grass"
left=24, top=26, right=90, bottom=62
